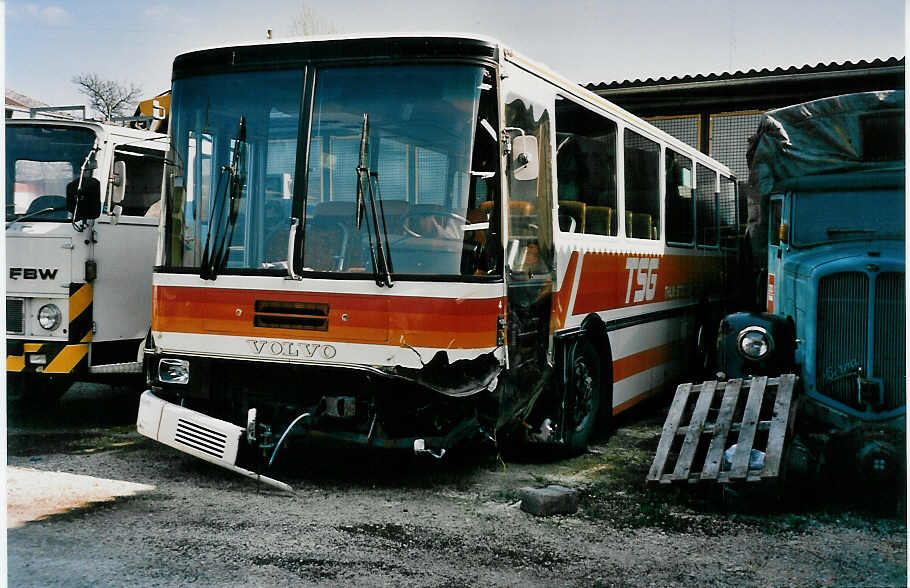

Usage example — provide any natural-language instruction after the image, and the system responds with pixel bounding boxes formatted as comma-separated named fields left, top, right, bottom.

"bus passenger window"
left=665, top=148, right=694, bottom=245
left=623, top=130, right=660, bottom=239
left=696, top=164, right=718, bottom=247
left=718, top=175, right=738, bottom=250
left=554, top=96, right=617, bottom=236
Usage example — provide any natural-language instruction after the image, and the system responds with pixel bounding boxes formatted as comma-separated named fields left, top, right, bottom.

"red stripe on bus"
left=551, top=251, right=579, bottom=330
left=572, top=252, right=722, bottom=316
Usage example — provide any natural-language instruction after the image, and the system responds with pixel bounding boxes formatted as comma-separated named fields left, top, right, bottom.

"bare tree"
left=72, top=73, right=142, bottom=122
left=287, top=2, right=337, bottom=37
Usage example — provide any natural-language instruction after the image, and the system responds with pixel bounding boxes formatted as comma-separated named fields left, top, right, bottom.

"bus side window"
left=718, top=175, right=738, bottom=250
left=554, top=95, right=617, bottom=236
left=665, top=148, right=694, bottom=245
left=695, top=164, right=718, bottom=247
left=623, top=129, right=660, bottom=239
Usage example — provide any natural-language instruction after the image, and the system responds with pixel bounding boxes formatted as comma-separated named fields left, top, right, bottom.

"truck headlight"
left=737, top=326, right=772, bottom=360
left=37, top=304, right=62, bottom=331
left=158, top=358, right=190, bottom=384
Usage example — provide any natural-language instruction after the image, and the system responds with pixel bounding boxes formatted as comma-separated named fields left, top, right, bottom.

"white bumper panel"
left=137, top=391, right=292, bottom=492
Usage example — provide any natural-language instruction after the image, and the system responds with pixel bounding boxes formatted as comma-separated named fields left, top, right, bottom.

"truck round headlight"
left=737, top=326, right=772, bottom=360
left=37, top=304, right=62, bottom=330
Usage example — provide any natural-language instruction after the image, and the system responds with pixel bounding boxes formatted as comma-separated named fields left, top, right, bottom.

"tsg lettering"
left=625, top=257, right=659, bottom=304
left=247, top=339, right=337, bottom=360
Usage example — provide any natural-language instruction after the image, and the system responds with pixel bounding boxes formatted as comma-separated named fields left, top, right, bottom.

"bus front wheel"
left=565, top=338, right=601, bottom=452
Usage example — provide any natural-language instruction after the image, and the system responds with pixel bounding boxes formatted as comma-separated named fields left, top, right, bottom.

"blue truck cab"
left=716, top=91, right=905, bottom=482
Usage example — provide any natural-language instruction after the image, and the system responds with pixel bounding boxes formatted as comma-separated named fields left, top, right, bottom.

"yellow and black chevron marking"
left=6, top=283, right=93, bottom=375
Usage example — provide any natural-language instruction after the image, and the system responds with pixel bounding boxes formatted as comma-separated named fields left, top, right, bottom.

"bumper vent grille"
left=7, top=298, right=24, bottom=334
left=254, top=300, right=329, bottom=331
left=174, top=418, right=228, bottom=459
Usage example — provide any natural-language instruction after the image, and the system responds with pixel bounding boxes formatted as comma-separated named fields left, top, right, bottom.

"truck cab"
left=716, top=91, right=905, bottom=482
left=6, top=118, right=168, bottom=401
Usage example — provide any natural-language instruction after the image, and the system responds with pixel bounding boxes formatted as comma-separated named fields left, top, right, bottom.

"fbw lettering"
left=9, top=267, right=59, bottom=280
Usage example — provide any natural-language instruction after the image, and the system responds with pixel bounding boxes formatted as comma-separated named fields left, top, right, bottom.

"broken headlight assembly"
left=737, top=326, right=773, bottom=360
left=158, top=358, right=190, bottom=385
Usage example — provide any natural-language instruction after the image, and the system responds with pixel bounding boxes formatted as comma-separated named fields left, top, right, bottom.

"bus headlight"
left=37, top=304, right=62, bottom=331
left=737, top=326, right=772, bottom=360
left=159, top=358, right=190, bottom=384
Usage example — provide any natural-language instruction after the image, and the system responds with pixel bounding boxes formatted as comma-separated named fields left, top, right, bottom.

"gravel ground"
left=6, top=382, right=907, bottom=587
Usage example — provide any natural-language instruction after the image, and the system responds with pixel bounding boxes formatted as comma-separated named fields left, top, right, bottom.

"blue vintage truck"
left=715, top=91, right=905, bottom=484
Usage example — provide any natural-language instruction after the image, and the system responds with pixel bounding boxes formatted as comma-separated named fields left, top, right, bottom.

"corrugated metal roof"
left=585, top=57, right=905, bottom=91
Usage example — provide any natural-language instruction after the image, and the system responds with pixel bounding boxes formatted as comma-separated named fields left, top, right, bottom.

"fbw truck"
left=6, top=116, right=168, bottom=401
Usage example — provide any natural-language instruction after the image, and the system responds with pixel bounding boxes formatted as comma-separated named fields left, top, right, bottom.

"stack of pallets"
left=647, top=375, right=798, bottom=484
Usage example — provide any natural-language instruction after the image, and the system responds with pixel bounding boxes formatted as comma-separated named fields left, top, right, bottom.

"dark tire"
left=565, top=338, right=601, bottom=452
left=691, top=314, right=716, bottom=381
left=7, top=373, right=71, bottom=406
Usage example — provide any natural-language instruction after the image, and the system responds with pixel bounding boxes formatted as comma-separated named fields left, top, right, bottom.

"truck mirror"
left=511, top=135, right=539, bottom=181
left=66, top=176, right=102, bottom=221
left=111, top=160, right=127, bottom=206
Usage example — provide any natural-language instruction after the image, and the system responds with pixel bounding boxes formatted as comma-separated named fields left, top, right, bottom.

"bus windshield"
left=5, top=125, right=97, bottom=221
left=165, top=64, right=500, bottom=279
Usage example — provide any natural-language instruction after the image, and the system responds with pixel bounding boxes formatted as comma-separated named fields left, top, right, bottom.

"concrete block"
left=519, top=485, right=578, bottom=516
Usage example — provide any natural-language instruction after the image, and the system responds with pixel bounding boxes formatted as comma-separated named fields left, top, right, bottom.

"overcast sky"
left=4, top=0, right=906, bottom=110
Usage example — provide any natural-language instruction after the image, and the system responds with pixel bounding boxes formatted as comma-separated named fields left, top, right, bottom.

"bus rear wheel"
left=565, top=338, right=601, bottom=452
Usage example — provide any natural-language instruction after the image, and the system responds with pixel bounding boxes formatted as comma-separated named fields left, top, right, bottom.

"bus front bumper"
left=136, top=390, right=293, bottom=492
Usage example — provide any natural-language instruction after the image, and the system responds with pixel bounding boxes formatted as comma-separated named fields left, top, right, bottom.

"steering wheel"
left=401, top=210, right=467, bottom=238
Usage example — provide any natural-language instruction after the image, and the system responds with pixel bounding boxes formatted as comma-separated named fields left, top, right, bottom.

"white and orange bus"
left=137, top=34, right=737, bottom=488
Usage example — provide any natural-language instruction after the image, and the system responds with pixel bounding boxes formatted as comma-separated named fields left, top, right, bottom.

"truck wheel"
left=565, top=338, right=601, bottom=452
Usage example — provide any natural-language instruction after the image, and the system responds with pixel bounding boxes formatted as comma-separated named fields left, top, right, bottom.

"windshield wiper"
left=6, top=206, right=69, bottom=226
left=200, top=116, right=247, bottom=280
left=356, top=113, right=393, bottom=288
left=826, top=227, right=877, bottom=236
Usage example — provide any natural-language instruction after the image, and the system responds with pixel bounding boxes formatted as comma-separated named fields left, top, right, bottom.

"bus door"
left=501, top=71, right=556, bottom=419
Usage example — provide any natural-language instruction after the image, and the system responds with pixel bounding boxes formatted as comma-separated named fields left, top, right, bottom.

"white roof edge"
left=8, top=118, right=168, bottom=143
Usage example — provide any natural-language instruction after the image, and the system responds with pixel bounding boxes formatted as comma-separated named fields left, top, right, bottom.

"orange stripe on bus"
left=613, top=384, right=663, bottom=416
left=152, top=286, right=503, bottom=349
left=612, top=342, right=682, bottom=383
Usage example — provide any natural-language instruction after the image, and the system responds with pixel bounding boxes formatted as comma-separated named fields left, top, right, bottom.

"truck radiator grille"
left=817, top=271, right=906, bottom=412
left=873, top=272, right=905, bottom=409
left=816, top=272, right=868, bottom=409
left=7, top=298, right=24, bottom=334
left=174, top=418, right=228, bottom=459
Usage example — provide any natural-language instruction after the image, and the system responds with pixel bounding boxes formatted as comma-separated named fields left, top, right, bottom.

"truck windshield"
left=791, top=189, right=905, bottom=247
left=5, top=125, right=97, bottom=221
left=164, top=64, right=499, bottom=279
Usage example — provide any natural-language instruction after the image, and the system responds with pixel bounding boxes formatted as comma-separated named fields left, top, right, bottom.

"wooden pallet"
left=647, top=375, right=798, bottom=484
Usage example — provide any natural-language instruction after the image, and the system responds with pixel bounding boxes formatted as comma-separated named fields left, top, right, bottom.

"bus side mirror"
left=66, top=176, right=102, bottom=221
left=111, top=160, right=127, bottom=212
left=511, top=135, right=539, bottom=181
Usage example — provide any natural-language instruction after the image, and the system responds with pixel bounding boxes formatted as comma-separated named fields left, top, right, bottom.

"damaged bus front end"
left=138, top=36, right=531, bottom=484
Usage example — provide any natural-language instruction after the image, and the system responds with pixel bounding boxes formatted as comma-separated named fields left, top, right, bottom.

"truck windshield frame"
left=5, top=124, right=97, bottom=222
left=162, top=62, right=502, bottom=281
